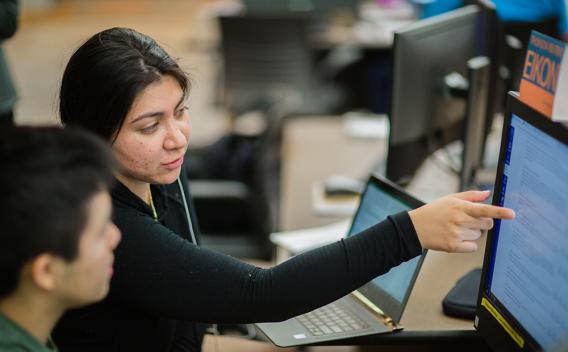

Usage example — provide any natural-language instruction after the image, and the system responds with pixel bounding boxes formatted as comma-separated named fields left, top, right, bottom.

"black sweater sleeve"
left=109, top=210, right=422, bottom=324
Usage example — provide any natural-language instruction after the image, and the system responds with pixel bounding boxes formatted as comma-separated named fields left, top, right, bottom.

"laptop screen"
left=346, top=176, right=424, bottom=321
left=485, top=114, right=568, bottom=350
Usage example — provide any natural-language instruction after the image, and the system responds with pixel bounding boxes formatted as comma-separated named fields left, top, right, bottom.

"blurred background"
left=7, top=0, right=228, bottom=147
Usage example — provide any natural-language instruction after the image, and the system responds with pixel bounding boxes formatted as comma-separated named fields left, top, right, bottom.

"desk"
left=277, top=116, right=491, bottom=350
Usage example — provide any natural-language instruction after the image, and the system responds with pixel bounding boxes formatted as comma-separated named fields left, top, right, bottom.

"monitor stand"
left=460, top=56, right=491, bottom=191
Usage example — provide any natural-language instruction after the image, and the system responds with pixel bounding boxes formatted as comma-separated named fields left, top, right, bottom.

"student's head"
left=0, top=127, right=121, bottom=308
left=60, top=27, right=191, bottom=186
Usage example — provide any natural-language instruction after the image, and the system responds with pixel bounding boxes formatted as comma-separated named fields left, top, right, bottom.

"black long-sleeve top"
left=53, top=172, right=422, bottom=352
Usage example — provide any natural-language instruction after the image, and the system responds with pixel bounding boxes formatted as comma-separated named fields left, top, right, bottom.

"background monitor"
left=386, top=5, right=484, bottom=185
left=476, top=93, right=568, bottom=351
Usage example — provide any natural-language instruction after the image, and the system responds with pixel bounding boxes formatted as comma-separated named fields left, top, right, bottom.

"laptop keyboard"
left=297, top=302, right=369, bottom=336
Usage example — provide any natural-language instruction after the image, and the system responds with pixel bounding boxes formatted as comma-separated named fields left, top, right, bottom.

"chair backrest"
left=241, top=0, right=357, bottom=17
left=219, top=15, right=314, bottom=115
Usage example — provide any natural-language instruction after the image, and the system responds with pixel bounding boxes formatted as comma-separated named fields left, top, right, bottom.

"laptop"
left=475, top=92, right=568, bottom=351
left=256, top=174, right=426, bottom=347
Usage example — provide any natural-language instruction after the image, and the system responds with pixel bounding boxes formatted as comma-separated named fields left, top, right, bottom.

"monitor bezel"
left=476, top=92, right=568, bottom=351
left=347, top=173, right=426, bottom=324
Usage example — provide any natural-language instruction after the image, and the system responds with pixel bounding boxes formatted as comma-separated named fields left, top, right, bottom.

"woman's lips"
left=162, top=156, right=183, bottom=169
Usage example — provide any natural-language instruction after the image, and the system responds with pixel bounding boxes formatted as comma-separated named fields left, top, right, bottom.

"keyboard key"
left=296, top=302, right=369, bottom=337
left=331, top=326, right=343, bottom=333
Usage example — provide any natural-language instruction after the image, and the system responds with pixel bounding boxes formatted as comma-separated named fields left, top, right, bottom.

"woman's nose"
left=164, top=122, right=187, bottom=150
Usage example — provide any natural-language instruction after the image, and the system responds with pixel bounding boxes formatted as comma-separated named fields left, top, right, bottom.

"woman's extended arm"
left=109, top=209, right=420, bottom=323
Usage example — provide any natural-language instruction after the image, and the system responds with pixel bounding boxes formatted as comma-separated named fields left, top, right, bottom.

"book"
left=519, top=31, right=568, bottom=121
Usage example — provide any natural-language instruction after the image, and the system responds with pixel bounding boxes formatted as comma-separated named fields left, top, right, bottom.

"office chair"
left=218, top=14, right=347, bottom=119
left=186, top=97, right=285, bottom=261
left=188, top=15, right=359, bottom=260
left=186, top=106, right=285, bottom=342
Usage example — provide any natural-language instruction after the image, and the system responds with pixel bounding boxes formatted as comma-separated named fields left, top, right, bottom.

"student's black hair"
left=0, top=127, right=115, bottom=299
left=59, top=27, right=190, bottom=141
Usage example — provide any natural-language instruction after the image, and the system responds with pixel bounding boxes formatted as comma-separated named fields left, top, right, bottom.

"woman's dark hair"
left=60, top=27, right=190, bottom=141
left=0, top=127, right=115, bottom=299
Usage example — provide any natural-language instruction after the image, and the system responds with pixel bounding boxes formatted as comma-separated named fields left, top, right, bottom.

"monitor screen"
left=348, top=183, right=421, bottom=303
left=345, top=176, right=424, bottom=321
left=486, top=114, right=568, bottom=350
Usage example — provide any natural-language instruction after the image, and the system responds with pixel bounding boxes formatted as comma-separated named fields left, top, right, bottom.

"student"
left=53, top=27, right=514, bottom=352
left=0, top=127, right=121, bottom=351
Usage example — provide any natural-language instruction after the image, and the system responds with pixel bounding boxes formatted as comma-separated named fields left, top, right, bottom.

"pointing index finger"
left=464, top=203, right=515, bottom=220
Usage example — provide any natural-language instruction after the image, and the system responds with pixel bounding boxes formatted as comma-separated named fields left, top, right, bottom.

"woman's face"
left=112, top=75, right=190, bottom=186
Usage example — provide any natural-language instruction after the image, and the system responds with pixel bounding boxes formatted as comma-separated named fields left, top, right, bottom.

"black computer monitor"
left=386, top=5, right=483, bottom=184
left=431, top=0, right=505, bottom=191
left=475, top=92, right=568, bottom=351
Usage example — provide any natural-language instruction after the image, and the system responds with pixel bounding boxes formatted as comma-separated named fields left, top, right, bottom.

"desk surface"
left=279, top=116, right=483, bottom=334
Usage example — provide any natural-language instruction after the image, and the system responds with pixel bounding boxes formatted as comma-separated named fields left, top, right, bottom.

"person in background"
left=416, top=0, right=568, bottom=43
left=52, top=27, right=515, bottom=352
left=0, top=0, right=19, bottom=127
left=0, top=127, right=121, bottom=351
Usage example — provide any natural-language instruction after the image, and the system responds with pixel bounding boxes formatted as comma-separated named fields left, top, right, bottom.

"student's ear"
left=28, top=254, right=61, bottom=292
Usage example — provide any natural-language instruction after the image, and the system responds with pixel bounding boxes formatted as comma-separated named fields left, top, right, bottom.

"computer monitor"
left=475, top=92, right=568, bottom=351
left=387, top=5, right=482, bottom=184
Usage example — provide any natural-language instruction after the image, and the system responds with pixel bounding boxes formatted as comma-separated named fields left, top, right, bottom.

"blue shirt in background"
left=414, top=0, right=568, bottom=34
left=493, top=0, right=567, bottom=34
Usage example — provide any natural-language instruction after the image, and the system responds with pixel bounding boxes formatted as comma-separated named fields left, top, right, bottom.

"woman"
left=52, top=28, right=514, bottom=352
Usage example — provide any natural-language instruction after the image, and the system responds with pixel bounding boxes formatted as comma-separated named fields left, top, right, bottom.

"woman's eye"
left=175, top=106, right=188, bottom=118
left=141, top=123, right=159, bottom=134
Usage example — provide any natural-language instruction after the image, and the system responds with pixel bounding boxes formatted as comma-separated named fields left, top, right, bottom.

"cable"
left=177, top=178, right=198, bottom=245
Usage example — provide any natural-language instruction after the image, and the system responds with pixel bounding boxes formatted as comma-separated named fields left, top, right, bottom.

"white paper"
left=342, top=112, right=389, bottom=139
left=270, top=220, right=350, bottom=255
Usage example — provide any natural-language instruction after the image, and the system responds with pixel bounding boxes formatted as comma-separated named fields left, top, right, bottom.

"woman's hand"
left=408, top=190, right=515, bottom=253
